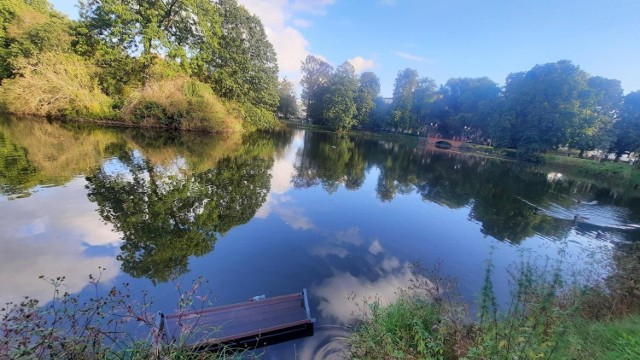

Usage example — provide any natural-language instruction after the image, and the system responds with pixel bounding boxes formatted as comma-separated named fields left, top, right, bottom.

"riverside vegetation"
left=347, top=251, right=640, bottom=360
left=3, top=253, right=639, bottom=359
left=0, top=0, right=286, bottom=132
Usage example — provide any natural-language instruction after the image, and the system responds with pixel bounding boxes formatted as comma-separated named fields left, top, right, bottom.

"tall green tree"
left=0, top=0, right=72, bottom=80
left=436, top=77, right=501, bottom=138
left=323, top=62, right=358, bottom=131
left=79, top=0, right=220, bottom=73
left=354, top=71, right=380, bottom=127
left=497, top=61, right=590, bottom=155
left=411, top=77, right=437, bottom=131
left=209, top=0, right=278, bottom=112
left=277, top=78, right=298, bottom=120
left=391, top=68, right=418, bottom=131
left=568, top=76, right=622, bottom=157
left=612, top=91, right=640, bottom=157
left=300, top=55, right=333, bottom=124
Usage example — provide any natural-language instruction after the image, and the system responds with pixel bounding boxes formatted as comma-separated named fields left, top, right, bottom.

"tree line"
left=300, top=55, right=640, bottom=158
left=0, top=0, right=280, bottom=131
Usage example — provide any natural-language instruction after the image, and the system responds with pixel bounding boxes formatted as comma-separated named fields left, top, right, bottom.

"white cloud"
left=238, top=0, right=336, bottom=77
left=291, top=0, right=336, bottom=15
left=393, top=50, right=427, bottom=62
left=348, top=56, right=376, bottom=73
left=335, top=227, right=364, bottom=245
left=293, top=18, right=312, bottom=28
left=275, top=206, right=316, bottom=230
left=368, top=239, right=384, bottom=255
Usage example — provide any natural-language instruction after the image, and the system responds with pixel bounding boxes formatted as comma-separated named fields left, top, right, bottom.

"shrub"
left=122, top=75, right=243, bottom=132
left=0, top=271, right=245, bottom=359
left=0, top=52, right=113, bottom=118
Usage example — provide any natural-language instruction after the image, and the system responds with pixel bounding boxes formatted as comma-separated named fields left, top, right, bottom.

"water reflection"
left=2, top=117, right=640, bottom=358
left=86, top=139, right=276, bottom=283
left=291, top=130, right=640, bottom=245
left=0, top=177, right=121, bottom=304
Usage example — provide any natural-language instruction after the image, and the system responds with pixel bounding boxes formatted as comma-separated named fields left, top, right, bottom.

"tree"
left=323, top=62, right=358, bottom=131
left=0, top=0, right=72, bottom=80
left=391, top=68, right=418, bottom=131
left=277, top=78, right=298, bottom=120
left=497, top=61, right=590, bottom=155
left=411, top=77, right=437, bottom=132
left=300, top=55, right=333, bottom=124
left=436, top=77, right=501, bottom=138
left=354, top=71, right=380, bottom=127
left=209, top=0, right=278, bottom=112
left=79, top=0, right=220, bottom=73
left=568, top=76, right=622, bottom=157
left=613, top=91, right=640, bottom=156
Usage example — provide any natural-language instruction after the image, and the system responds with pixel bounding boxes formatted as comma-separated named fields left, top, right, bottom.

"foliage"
left=348, top=295, right=450, bottom=359
left=613, top=91, right=640, bottom=156
left=234, top=100, right=279, bottom=130
left=348, top=257, right=640, bottom=360
left=0, top=0, right=280, bottom=131
left=300, top=55, right=334, bottom=124
left=411, top=76, right=438, bottom=130
left=495, top=60, right=608, bottom=157
left=79, top=0, right=220, bottom=72
left=435, top=77, right=501, bottom=138
left=0, top=271, right=248, bottom=359
left=209, top=0, right=279, bottom=115
left=277, top=78, right=298, bottom=120
left=0, top=52, right=113, bottom=118
left=354, top=71, right=380, bottom=127
left=323, top=62, right=358, bottom=131
left=122, top=73, right=243, bottom=132
left=391, top=68, right=419, bottom=130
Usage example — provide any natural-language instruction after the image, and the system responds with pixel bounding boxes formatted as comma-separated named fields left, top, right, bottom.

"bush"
left=0, top=52, right=113, bottom=118
left=122, top=75, right=243, bottom=132
left=0, top=271, right=245, bottom=359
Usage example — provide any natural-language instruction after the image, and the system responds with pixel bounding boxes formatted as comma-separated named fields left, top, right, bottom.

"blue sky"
left=51, top=0, right=640, bottom=96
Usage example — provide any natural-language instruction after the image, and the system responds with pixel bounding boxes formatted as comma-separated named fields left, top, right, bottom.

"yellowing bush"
left=123, top=75, right=243, bottom=132
left=0, top=52, right=113, bottom=118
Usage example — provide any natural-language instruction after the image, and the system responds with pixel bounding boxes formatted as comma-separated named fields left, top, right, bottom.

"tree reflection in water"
left=86, top=142, right=275, bottom=284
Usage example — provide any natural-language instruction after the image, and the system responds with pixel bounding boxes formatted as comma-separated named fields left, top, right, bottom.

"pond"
left=1, top=116, right=639, bottom=358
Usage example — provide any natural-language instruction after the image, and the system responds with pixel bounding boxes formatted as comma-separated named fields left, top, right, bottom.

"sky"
left=50, top=0, right=640, bottom=96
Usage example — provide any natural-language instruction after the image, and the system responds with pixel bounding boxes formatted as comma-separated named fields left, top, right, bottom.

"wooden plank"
left=162, top=289, right=313, bottom=349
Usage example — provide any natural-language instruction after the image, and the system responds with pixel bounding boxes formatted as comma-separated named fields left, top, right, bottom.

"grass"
left=542, top=153, right=640, bottom=191
left=557, top=316, right=640, bottom=360
left=347, top=296, right=450, bottom=359
left=347, top=258, right=640, bottom=360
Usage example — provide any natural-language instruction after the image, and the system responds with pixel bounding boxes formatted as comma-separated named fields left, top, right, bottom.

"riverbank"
left=1, top=73, right=281, bottom=134
left=347, top=259, right=640, bottom=359
left=283, top=122, right=640, bottom=193
left=6, top=257, right=639, bottom=359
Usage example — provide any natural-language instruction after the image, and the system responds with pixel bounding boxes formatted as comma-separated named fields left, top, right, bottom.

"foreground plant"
left=347, top=257, right=640, bottom=360
left=0, top=269, right=248, bottom=359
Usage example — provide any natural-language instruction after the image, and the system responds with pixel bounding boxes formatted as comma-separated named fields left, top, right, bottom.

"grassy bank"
left=542, top=154, right=640, bottom=191
left=347, top=259, right=640, bottom=359
left=0, top=59, right=280, bottom=134
left=463, top=143, right=640, bottom=192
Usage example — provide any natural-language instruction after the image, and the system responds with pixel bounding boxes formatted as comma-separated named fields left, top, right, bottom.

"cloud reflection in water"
left=0, top=177, right=121, bottom=304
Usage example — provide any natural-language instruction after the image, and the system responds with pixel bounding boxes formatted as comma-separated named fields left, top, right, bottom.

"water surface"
left=1, top=116, right=639, bottom=358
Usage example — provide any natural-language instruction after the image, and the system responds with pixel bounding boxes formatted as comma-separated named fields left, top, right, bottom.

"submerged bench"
left=153, top=289, right=314, bottom=351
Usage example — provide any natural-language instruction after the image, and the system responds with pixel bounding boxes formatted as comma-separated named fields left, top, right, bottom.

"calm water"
left=1, top=116, right=640, bottom=358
